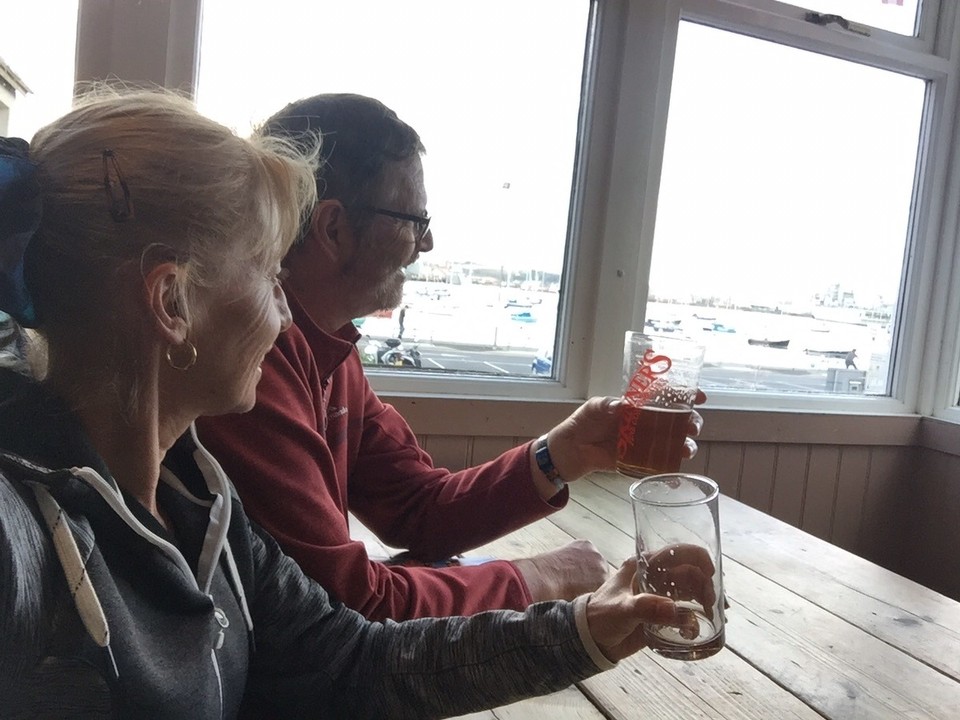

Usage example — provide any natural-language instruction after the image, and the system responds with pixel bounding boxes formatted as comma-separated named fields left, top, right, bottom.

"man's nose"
left=419, top=228, right=434, bottom=253
left=277, top=287, right=293, bottom=333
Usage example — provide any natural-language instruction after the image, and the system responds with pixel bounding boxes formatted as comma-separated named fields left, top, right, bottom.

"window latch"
left=804, top=11, right=871, bottom=37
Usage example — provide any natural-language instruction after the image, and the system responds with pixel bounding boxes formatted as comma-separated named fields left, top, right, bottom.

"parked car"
left=531, top=348, right=553, bottom=375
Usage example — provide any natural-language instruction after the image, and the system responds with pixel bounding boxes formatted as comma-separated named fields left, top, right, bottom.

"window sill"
left=381, top=392, right=922, bottom=446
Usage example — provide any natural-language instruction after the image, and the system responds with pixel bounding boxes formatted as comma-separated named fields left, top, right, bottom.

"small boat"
left=703, top=322, right=736, bottom=333
left=510, top=311, right=536, bottom=323
left=803, top=348, right=849, bottom=359
left=747, top=338, right=790, bottom=349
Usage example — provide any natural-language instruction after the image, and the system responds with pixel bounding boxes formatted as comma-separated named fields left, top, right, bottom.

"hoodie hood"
left=0, top=367, right=254, bottom=718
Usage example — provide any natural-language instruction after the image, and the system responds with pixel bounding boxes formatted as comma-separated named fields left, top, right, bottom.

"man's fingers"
left=649, top=544, right=716, bottom=578
left=687, top=409, right=704, bottom=436
left=647, top=563, right=715, bottom=606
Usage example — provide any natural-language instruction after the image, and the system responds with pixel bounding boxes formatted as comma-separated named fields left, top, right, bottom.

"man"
left=198, top=94, right=704, bottom=621
left=397, top=304, right=407, bottom=339
left=845, top=349, right=858, bottom=369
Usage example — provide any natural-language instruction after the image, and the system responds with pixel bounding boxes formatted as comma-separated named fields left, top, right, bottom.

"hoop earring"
left=166, top=340, right=197, bottom=371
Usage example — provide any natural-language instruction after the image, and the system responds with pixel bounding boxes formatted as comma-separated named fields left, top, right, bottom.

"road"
left=365, top=339, right=857, bottom=394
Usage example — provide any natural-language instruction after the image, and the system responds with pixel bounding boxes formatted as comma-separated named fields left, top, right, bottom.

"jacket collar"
left=283, top=284, right=361, bottom=381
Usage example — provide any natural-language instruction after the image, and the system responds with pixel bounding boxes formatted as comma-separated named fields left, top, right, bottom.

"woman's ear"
left=142, top=261, right=188, bottom=344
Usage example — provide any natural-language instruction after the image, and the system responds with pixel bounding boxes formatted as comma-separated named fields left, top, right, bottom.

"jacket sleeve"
left=240, top=517, right=605, bottom=720
left=348, top=389, right=568, bottom=560
left=197, top=331, right=541, bottom=621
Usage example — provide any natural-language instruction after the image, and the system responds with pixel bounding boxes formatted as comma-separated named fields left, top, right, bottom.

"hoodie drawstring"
left=27, top=482, right=119, bottom=680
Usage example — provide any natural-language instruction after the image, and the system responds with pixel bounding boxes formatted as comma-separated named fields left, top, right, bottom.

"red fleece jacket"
left=197, top=288, right=566, bottom=621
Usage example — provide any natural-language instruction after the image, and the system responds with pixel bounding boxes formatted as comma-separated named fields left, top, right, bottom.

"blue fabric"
left=0, top=138, right=41, bottom=328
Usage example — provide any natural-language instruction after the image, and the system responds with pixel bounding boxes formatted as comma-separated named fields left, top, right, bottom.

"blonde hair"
left=24, top=87, right=318, bottom=398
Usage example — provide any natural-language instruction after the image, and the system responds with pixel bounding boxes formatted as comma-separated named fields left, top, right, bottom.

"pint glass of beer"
left=617, top=332, right=705, bottom=477
left=630, top=473, right=725, bottom=661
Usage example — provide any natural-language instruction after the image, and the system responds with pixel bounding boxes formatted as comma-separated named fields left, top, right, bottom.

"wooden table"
left=433, top=471, right=960, bottom=719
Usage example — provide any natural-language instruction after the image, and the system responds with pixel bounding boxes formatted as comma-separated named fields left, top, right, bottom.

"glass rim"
left=628, top=473, right=719, bottom=507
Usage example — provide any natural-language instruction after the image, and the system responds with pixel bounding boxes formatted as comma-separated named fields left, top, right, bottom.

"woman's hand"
left=584, top=548, right=716, bottom=662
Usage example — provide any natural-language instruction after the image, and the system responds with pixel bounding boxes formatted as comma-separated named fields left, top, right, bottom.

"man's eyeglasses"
left=366, top=206, right=431, bottom=243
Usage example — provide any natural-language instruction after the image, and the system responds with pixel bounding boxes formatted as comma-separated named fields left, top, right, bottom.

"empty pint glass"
left=630, top=473, right=725, bottom=661
left=617, top=332, right=705, bottom=477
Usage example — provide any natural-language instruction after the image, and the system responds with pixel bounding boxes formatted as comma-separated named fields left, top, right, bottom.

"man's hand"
left=584, top=549, right=716, bottom=662
left=640, top=543, right=717, bottom=620
left=513, top=540, right=609, bottom=602
left=544, top=391, right=707, bottom=483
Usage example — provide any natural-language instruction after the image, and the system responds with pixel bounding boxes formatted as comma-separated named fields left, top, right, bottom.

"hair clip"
left=102, top=149, right=134, bottom=223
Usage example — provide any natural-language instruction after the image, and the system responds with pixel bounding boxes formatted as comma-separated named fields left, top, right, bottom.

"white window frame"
left=589, top=0, right=960, bottom=417
left=74, top=0, right=960, bottom=418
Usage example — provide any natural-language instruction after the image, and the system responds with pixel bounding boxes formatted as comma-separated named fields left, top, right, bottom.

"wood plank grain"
left=716, top=494, right=960, bottom=659
left=471, top=436, right=523, bottom=465
left=452, top=686, right=605, bottom=720
left=570, top=475, right=960, bottom=682
left=473, top=485, right=824, bottom=718
left=769, top=444, right=808, bottom=527
left=474, top=509, right=822, bottom=719
left=703, top=442, right=744, bottom=498
left=424, top=435, right=472, bottom=472
left=579, top=645, right=822, bottom=720
left=831, top=446, right=870, bottom=552
left=909, top=448, right=960, bottom=600
left=800, top=445, right=840, bottom=540
left=725, top=561, right=960, bottom=719
left=739, top=444, right=777, bottom=513
left=858, top=445, right=910, bottom=569
left=563, top=475, right=960, bottom=717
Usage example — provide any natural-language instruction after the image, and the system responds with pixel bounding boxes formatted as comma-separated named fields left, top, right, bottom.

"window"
left=196, top=0, right=592, bottom=392
left=649, top=22, right=925, bottom=398
left=578, top=0, right=957, bottom=414
left=0, top=1, right=78, bottom=139
left=67, top=0, right=960, bottom=414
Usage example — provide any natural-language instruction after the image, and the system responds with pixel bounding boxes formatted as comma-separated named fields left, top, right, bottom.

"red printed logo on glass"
left=617, top=349, right=672, bottom=458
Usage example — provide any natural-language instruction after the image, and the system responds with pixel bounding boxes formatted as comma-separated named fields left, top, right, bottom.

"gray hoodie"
left=0, top=370, right=610, bottom=719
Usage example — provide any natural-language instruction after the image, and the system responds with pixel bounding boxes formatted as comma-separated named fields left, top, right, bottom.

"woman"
left=0, top=90, right=714, bottom=719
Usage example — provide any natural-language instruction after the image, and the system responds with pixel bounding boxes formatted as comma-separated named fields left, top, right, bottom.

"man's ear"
left=302, top=199, right=353, bottom=264
left=142, top=261, right=188, bottom=345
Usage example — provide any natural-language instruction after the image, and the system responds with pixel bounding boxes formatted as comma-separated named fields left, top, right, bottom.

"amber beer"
left=617, top=403, right=692, bottom=476
left=617, top=332, right=704, bottom=477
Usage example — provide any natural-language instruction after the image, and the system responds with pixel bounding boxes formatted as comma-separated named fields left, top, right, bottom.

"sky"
left=650, top=19, right=923, bottom=308
left=196, top=0, right=588, bottom=275
left=1, top=0, right=922, bottom=307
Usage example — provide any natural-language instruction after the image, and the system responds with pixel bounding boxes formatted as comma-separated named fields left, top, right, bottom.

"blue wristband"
left=534, top=434, right=565, bottom=491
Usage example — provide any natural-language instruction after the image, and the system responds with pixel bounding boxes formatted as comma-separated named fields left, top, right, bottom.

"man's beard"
left=369, top=267, right=406, bottom=313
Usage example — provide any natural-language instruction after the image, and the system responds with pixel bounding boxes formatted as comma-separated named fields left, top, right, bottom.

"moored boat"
left=747, top=338, right=790, bottom=349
